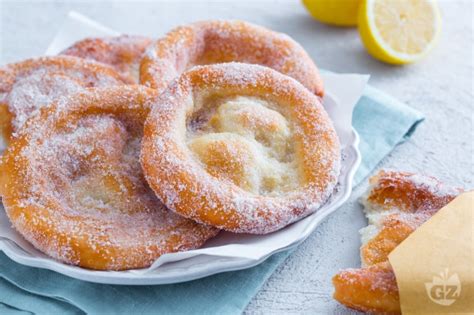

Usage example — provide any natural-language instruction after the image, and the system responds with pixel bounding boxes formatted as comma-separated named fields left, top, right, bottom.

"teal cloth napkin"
left=0, top=85, right=424, bottom=315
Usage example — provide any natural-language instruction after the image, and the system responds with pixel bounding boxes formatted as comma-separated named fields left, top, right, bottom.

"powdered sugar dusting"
left=404, top=173, right=461, bottom=198
left=61, top=35, right=152, bottom=83
left=140, top=20, right=324, bottom=97
left=359, top=170, right=461, bottom=266
left=7, top=71, right=84, bottom=131
left=142, top=63, right=341, bottom=234
left=0, top=56, right=127, bottom=145
left=0, top=86, right=217, bottom=270
left=362, top=170, right=461, bottom=215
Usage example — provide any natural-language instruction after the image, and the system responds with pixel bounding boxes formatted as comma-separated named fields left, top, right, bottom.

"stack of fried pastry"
left=333, top=170, right=462, bottom=314
left=0, top=20, right=341, bottom=270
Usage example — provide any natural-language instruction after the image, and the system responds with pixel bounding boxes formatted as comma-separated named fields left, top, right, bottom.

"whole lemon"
left=302, top=0, right=361, bottom=26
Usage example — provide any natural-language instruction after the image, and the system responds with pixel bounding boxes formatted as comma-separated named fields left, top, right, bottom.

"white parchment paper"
left=0, top=11, right=369, bottom=283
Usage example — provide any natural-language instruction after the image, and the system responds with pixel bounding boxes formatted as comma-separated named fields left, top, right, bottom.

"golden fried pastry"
left=140, top=20, right=324, bottom=97
left=0, top=86, right=218, bottom=270
left=61, top=35, right=152, bottom=83
left=333, top=170, right=461, bottom=314
left=141, top=63, right=340, bottom=234
left=0, top=56, right=127, bottom=154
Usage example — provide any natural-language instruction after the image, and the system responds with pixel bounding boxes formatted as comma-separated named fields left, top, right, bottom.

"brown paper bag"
left=389, top=191, right=474, bottom=314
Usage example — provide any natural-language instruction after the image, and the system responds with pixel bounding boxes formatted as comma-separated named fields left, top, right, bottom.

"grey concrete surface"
left=1, top=0, right=472, bottom=314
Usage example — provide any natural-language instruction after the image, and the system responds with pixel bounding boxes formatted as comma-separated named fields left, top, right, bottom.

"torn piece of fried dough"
left=333, top=170, right=461, bottom=314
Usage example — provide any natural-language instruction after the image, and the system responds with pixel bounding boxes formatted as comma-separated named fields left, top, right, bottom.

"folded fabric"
left=0, top=85, right=424, bottom=315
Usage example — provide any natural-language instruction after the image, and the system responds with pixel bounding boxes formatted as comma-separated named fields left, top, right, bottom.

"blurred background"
left=0, top=0, right=472, bottom=313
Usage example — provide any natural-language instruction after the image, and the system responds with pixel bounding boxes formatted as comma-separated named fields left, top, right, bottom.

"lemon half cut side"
left=358, top=0, right=442, bottom=65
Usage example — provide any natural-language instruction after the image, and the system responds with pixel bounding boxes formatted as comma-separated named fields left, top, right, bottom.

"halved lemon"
left=358, top=0, right=441, bottom=64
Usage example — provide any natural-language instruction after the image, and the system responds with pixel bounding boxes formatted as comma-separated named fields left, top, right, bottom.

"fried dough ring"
left=0, top=86, right=218, bottom=270
left=0, top=56, right=127, bottom=153
left=333, top=170, right=461, bottom=314
left=140, top=20, right=324, bottom=97
left=61, top=35, right=152, bottom=83
left=141, top=63, right=340, bottom=234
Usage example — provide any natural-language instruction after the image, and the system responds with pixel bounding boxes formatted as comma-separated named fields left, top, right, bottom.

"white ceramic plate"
left=0, top=76, right=363, bottom=285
